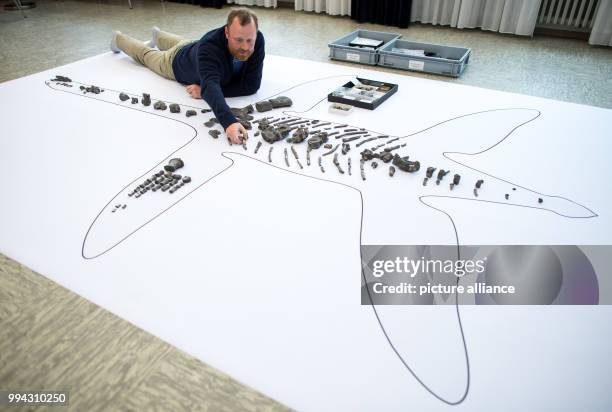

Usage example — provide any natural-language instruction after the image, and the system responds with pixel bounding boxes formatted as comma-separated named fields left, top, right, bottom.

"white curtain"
left=295, top=0, right=351, bottom=16
left=589, top=0, right=612, bottom=46
left=411, top=0, right=461, bottom=26
left=227, top=0, right=277, bottom=8
left=411, top=0, right=541, bottom=36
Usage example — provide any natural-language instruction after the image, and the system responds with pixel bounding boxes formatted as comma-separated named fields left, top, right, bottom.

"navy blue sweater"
left=172, top=27, right=265, bottom=129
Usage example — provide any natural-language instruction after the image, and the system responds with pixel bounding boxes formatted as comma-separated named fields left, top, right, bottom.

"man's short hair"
left=227, top=8, right=258, bottom=30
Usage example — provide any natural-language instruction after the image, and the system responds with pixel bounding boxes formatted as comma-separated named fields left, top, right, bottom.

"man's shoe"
left=110, top=30, right=121, bottom=53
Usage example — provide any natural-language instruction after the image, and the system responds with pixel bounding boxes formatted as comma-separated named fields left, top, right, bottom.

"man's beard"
left=232, top=48, right=253, bottom=61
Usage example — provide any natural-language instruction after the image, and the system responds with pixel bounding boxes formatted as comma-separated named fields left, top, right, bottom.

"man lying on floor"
left=111, top=7, right=265, bottom=144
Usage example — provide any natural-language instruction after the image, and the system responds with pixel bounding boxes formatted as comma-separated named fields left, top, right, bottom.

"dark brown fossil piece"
left=436, top=169, right=449, bottom=185
left=380, top=152, right=393, bottom=163
left=475, top=179, right=484, bottom=189
left=356, top=137, right=378, bottom=147
left=333, top=153, right=345, bottom=174
left=52, top=75, right=72, bottom=82
left=268, top=146, right=273, bottom=163
left=284, top=147, right=290, bottom=167
left=82, top=85, right=102, bottom=94
left=255, top=100, right=274, bottom=112
left=389, top=166, right=396, bottom=177
left=131, top=97, right=138, bottom=104
left=287, top=127, right=309, bottom=144
left=255, top=96, right=293, bottom=112
left=318, top=156, right=325, bottom=173
left=392, top=154, right=420, bottom=172
left=342, top=136, right=362, bottom=143
left=254, top=141, right=262, bottom=154
left=142, top=93, right=151, bottom=106
left=209, top=130, right=221, bottom=139
left=335, top=131, right=368, bottom=140
left=371, top=161, right=378, bottom=169
left=169, top=103, right=181, bottom=113
left=164, top=158, right=184, bottom=172
left=341, top=143, right=351, bottom=155
left=154, top=101, right=167, bottom=110
left=322, top=144, right=339, bottom=156
left=269, top=96, right=292, bottom=108
left=119, top=92, right=130, bottom=101
left=360, top=159, right=366, bottom=181
left=186, top=110, right=197, bottom=117
left=426, top=167, right=436, bottom=178
left=311, top=122, right=330, bottom=129
left=307, top=133, right=329, bottom=150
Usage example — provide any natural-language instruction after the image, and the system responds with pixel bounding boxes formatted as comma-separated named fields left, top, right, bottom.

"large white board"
left=0, top=53, right=611, bottom=410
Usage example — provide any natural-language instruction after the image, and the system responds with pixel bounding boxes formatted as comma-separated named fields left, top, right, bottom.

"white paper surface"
left=0, top=53, right=611, bottom=411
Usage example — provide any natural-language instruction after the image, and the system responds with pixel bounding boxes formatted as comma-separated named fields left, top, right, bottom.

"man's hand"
left=225, top=122, right=248, bottom=145
left=186, top=84, right=201, bottom=99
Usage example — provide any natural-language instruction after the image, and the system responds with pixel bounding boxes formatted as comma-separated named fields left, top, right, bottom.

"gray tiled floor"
left=0, top=1, right=611, bottom=410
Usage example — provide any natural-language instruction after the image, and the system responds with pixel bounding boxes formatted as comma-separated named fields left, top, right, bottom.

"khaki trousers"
left=116, top=30, right=194, bottom=80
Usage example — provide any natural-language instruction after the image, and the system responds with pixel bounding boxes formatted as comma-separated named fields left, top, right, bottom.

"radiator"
left=537, top=0, right=601, bottom=32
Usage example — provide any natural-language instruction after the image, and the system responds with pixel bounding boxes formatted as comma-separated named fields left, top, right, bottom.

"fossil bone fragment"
left=356, top=137, right=378, bottom=147
left=154, top=101, right=167, bottom=110
left=333, top=153, right=345, bottom=174
left=322, top=144, right=339, bottom=156
left=269, top=96, right=292, bottom=108
left=164, top=158, right=184, bottom=172
left=291, top=145, right=299, bottom=160
left=392, top=154, right=420, bottom=172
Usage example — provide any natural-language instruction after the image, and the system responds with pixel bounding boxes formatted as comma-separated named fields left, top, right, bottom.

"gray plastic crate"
left=329, top=30, right=401, bottom=66
left=378, top=39, right=471, bottom=77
